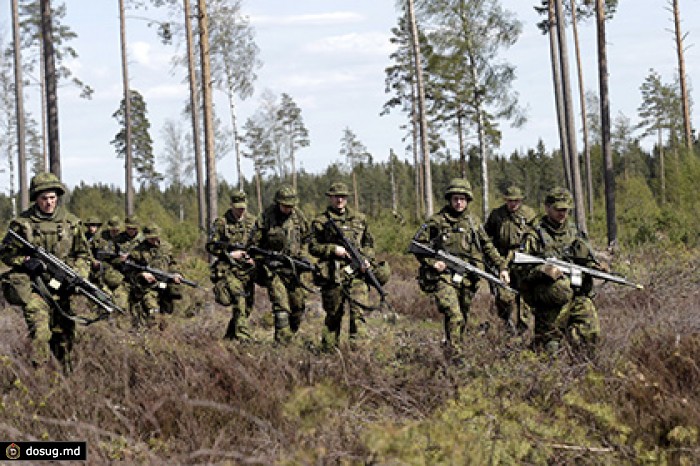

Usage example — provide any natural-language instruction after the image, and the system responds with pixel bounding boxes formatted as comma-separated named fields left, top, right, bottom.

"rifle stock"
left=95, top=250, right=200, bottom=288
left=247, top=246, right=316, bottom=274
left=512, top=251, right=643, bottom=289
left=408, top=240, right=518, bottom=294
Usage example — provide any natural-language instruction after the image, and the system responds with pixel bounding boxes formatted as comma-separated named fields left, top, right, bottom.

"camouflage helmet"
left=545, top=186, right=573, bottom=209
left=84, top=216, right=102, bottom=226
left=503, top=185, right=524, bottom=201
left=230, top=191, right=247, bottom=208
left=107, top=216, right=122, bottom=229
left=124, top=216, right=140, bottom=229
left=29, top=172, right=65, bottom=201
left=444, top=178, right=473, bottom=201
left=274, top=185, right=298, bottom=207
left=326, top=182, right=351, bottom=197
left=143, top=223, right=161, bottom=239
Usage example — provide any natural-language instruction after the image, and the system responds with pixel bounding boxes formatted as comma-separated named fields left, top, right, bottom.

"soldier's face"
left=126, top=227, right=138, bottom=237
left=279, top=204, right=294, bottom=215
left=36, top=191, right=58, bottom=215
left=506, top=199, right=522, bottom=213
left=450, top=194, right=469, bottom=213
left=232, top=206, right=246, bottom=218
left=546, top=204, right=569, bottom=224
left=87, top=225, right=99, bottom=234
left=330, top=195, right=347, bottom=211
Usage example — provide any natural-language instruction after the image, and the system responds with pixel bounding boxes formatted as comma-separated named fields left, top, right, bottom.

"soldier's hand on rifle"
left=334, top=245, right=349, bottom=259
left=23, top=257, right=46, bottom=274
left=434, top=260, right=447, bottom=272
left=91, top=260, right=102, bottom=271
left=499, top=269, right=510, bottom=284
left=597, top=261, right=611, bottom=273
left=171, top=273, right=182, bottom=284
left=542, top=264, right=563, bottom=281
left=230, top=250, right=248, bottom=261
left=142, top=271, right=157, bottom=284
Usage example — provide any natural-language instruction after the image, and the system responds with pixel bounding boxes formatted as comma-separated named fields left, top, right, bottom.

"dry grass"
left=1, top=246, right=699, bottom=463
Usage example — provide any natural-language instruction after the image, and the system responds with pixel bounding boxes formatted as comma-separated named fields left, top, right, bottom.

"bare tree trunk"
left=11, top=0, right=28, bottom=210
left=223, top=70, right=244, bottom=189
left=40, top=0, right=60, bottom=177
left=554, top=0, right=586, bottom=234
left=658, top=129, right=666, bottom=204
left=547, top=0, right=571, bottom=187
left=407, top=0, right=432, bottom=218
left=457, top=112, right=467, bottom=178
left=390, top=149, right=398, bottom=213
left=183, top=0, right=206, bottom=231
left=197, top=0, right=218, bottom=226
left=671, top=0, right=693, bottom=152
left=39, top=43, right=47, bottom=170
left=468, top=62, right=490, bottom=219
left=411, top=81, right=423, bottom=221
left=118, top=0, right=134, bottom=216
left=352, top=170, right=359, bottom=211
left=596, top=0, right=617, bottom=248
left=290, top=146, right=297, bottom=190
left=570, top=0, right=594, bottom=216
left=254, top=167, right=262, bottom=214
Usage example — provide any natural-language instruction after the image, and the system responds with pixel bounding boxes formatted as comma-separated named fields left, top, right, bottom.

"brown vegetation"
left=0, top=246, right=698, bottom=463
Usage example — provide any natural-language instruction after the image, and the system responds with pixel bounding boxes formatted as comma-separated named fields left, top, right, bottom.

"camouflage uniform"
left=126, top=224, right=184, bottom=325
left=515, top=187, right=601, bottom=351
left=249, top=186, right=310, bottom=344
left=206, top=191, right=257, bottom=341
left=90, top=216, right=129, bottom=310
left=484, top=186, right=537, bottom=333
left=0, top=173, right=91, bottom=371
left=414, top=179, right=507, bottom=348
left=309, top=182, right=376, bottom=350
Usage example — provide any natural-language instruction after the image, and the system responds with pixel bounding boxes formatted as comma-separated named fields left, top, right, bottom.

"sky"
left=0, top=0, right=699, bottom=191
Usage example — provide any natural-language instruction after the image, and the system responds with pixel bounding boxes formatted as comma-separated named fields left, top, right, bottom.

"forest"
left=1, top=0, right=700, bottom=464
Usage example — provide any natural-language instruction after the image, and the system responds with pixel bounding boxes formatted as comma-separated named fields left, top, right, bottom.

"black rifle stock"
left=325, top=218, right=387, bottom=301
left=6, top=229, right=126, bottom=319
left=408, top=240, right=518, bottom=295
left=95, top=250, right=200, bottom=288
left=247, top=245, right=316, bottom=274
left=512, top=252, right=644, bottom=289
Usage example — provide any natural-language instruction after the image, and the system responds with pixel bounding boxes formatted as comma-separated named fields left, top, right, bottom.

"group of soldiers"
left=1, top=171, right=613, bottom=373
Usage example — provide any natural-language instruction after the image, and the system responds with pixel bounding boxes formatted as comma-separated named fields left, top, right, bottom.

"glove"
left=541, top=263, right=563, bottom=281
left=23, top=257, right=46, bottom=274
left=598, top=262, right=611, bottom=273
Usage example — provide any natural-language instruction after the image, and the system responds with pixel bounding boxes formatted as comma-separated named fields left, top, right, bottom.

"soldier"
left=91, top=216, right=129, bottom=311
left=412, top=178, right=509, bottom=351
left=249, top=186, right=310, bottom=344
left=514, top=187, right=604, bottom=353
left=115, top=216, right=143, bottom=258
left=309, top=182, right=381, bottom=351
left=484, top=186, right=537, bottom=334
left=206, top=191, right=257, bottom=341
left=126, top=223, right=184, bottom=325
left=0, top=173, right=91, bottom=372
left=83, top=217, right=103, bottom=247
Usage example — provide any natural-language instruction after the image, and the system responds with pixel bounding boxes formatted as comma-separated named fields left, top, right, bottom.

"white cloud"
left=275, top=70, right=360, bottom=90
left=305, top=32, right=395, bottom=56
left=250, top=11, right=364, bottom=27
left=129, top=41, right=172, bottom=70
left=143, top=83, right=189, bottom=100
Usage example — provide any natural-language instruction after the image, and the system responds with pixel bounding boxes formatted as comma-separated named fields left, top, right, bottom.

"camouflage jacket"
left=484, top=203, right=538, bottom=262
left=309, top=206, right=375, bottom=284
left=127, top=239, right=179, bottom=276
left=206, top=208, right=257, bottom=274
left=249, top=204, right=310, bottom=260
left=416, top=205, right=506, bottom=275
left=1, top=204, right=90, bottom=274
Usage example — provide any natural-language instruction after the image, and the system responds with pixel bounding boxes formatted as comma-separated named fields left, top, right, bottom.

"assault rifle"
left=325, top=217, right=388, bottom=302
left=5, top=229, right=126, bottom=323
left=408, top=240, right=518, bottom=295
left=247, top=245, right=316, bottom=274
left=512, top=251, right=644, bottom=289
left=95, top=251, right=200, bottom=288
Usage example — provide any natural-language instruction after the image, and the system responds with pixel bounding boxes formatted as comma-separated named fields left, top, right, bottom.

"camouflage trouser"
left=2, top=272, right=75, bottom=370
left=129, top=280, right=184, bottom=327
left=533, top=295, right=600, bottom=350
left=494, top=287, right=533, bottom=338
left=91, top=267, right=129, bottom=313
left=320, top=277, right=369, bottom=351
left=266, top=272, right=307, bottom=343
left=214, top=272, right=254, bottom=341
left=433, top=277, right=478, bottom=348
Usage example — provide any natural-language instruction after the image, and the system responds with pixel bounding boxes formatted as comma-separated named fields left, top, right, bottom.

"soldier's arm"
left=308, top=218, right=336, bottom=259
left=477, top=224, right=507, bottom=272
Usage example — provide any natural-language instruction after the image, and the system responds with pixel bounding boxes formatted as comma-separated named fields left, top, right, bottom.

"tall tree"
left=208, top=0, right=261, bottom=189
left=669, top=0, right=693, bottom=152
left=39, top=0, right=60, bottom=176
left=339, top=127, right=372, bottom=212
left=417, top=0, right=525, bottom=219
left=160, top=119, right=193, bottom=221
left=240, top=115, right=274, bottom=212
left=276, top=93, right=309, bottom=190
left=118, top=0, right=135, bottom=215
left=111, top=89, right=162, bottom=185
left=11, top=0, right=28, bottom=210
